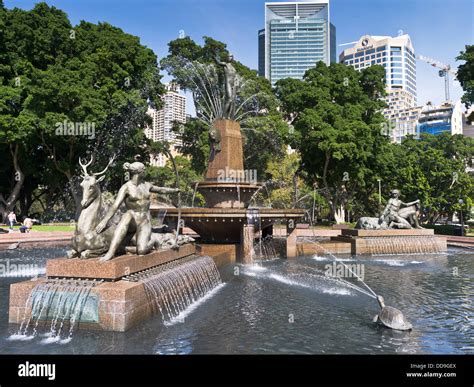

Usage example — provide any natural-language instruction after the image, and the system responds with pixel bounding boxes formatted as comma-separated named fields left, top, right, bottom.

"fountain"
left=154, top=53, right=305, bottom=264
left=330, top=190, right=447, bottom=255
left=7, top=51, right=305, bottom=335
left=8, top=155, right=221, bottom=332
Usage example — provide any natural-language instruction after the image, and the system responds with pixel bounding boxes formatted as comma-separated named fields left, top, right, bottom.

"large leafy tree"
left=391, top=133, right=474, bottom=222
left=457, top=45, right=474, bottom=121
left=0, top=2, right=163, bottom=220
left=161, top=36, right=289, bottom=180
left=275, top=62, right=390, bottom=222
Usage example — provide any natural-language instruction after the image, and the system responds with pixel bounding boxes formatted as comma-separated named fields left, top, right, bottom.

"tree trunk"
left=333, top=204, right=346, bottom=224
left=0, top=144, right=25, bottom=222
left=67, top=175, right=83, bottom=221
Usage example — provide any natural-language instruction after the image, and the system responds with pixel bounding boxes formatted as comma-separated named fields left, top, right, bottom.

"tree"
left=391, top=133, right=474, bottom=223
left=265, top=151, right=318, bottom=211
left=0, top=2, right=164, bottom=220
left=275, top=62, right=389, bottom=222
left=457, top=45, right=474, bottom=121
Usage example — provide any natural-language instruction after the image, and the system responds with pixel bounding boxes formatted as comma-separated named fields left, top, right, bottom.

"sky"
left=5, top=0, right=474, bottom=114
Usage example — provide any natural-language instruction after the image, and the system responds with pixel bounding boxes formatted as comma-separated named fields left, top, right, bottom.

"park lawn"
left=34, top=225, right=75, bottom=232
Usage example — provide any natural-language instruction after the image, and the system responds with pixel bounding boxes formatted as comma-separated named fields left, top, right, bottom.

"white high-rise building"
left=340, top=34, right=417, bottom=112
left=146, top=83, right=186, bottom=146
left=340, top=34, right=418, bottom=143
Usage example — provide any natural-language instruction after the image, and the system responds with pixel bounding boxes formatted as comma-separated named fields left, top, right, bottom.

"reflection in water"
left=0, top=247, right=472, bottom=354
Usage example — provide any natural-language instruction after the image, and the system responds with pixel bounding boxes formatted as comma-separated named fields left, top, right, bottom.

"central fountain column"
left=205, top=120, right=244, bottom=181
left=156, top=119, right=306, bottom=263
left=197, top=119, right=260, bottom=209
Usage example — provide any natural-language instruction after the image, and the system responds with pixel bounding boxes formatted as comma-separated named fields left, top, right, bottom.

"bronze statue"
left=67, top=156, right=116, bottom=259
left=356, top=189, right=423, bottom=230
left=381, top=189, right=422, bottom=229
left=95, top=161, right=180, bottom=261
left=208, top=125, right=221, bottom=161
left=215, top=54, right=238, bottom=119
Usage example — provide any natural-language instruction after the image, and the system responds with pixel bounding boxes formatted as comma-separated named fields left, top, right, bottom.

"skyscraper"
left=340, top=34, right=418, bottom=143
left=340, top=34, right=417, bottom=113
left=146, top=83, right=186, bottom=146
left=261, top=0, right=336, bottom=85
left=258, top=28, right=266, bottom=77
left=146, top=83, right=186, bottom=167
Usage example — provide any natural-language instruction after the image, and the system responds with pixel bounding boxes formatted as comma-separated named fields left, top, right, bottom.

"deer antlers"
left=79, top=154, right=116, bottom=178
left=79, top=155, right=94, bottom=177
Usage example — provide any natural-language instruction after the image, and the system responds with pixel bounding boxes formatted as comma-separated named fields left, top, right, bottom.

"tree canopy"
left=275, top=62, right=390, bottom=221
left=457, top=45, right=474, bottom=121
left=0, top=2, right=163, bottom=220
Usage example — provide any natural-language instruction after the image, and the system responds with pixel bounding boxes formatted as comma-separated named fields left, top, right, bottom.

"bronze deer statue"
left=67, top=155, right=116, bottom=259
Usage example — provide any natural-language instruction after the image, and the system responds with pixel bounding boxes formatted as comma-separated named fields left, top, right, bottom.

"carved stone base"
left=9, top=245, right=197, bottom=332
left=331, top=229, right=447, bottom=255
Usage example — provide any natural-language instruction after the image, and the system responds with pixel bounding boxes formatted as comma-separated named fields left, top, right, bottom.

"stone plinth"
left=9, top=278, right=150, bottom=332
left=0, top=231, right=72, bottom=251
left=46, top=244, right=196, bottom=280
left=341, top=229, right=436, bottom=237
left=331, top=229, right=447, bottom=255
left=197, top=182, right=260, bottom=209
left=9, top=244, right=198, bottom=332
left=197, top=244, right=238, bottom=268
left=205, top=119, right=244, bottom=181
left=296, top=241, right=352, bottom=256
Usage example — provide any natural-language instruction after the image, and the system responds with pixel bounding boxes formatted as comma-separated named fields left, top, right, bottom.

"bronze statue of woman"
left=95, top=161, right=179, bottom=261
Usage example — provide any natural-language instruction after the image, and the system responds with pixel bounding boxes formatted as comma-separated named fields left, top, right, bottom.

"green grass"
left=2, top=225, right=74, bottom=232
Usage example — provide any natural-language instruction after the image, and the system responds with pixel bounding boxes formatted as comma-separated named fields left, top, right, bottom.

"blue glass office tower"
left=258, top=29, right=266, bottom=77
left=263, top=1, right=336, bottom=85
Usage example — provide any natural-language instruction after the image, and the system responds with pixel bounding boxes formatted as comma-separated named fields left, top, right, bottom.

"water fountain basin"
left=196, top=181, right=260, bottom=209
left=155, top=207, right=306, bottom=243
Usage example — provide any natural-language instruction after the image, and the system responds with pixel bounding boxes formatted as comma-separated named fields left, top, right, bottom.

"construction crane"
left=417, top=55, right=457, bottom=102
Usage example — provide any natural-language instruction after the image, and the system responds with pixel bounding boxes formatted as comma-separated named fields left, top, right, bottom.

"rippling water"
left=0, top=247, right=472, bottom=354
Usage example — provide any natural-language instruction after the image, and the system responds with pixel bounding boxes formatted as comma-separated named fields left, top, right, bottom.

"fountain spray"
left=306, top=219, right=413, bottom=331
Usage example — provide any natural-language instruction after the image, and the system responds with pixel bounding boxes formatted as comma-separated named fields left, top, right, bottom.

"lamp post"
left=377, top=179, right=382, bottom=215
left=458, top=199, right=464, bottom=237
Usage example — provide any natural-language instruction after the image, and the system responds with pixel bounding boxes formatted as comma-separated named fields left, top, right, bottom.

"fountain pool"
left=0, top=247, right=472, bottom=354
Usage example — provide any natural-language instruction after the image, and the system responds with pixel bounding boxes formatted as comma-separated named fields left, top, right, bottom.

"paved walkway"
left=0, top=231, right=72, bottom=251
left=446, top=236, right=474, bottom=249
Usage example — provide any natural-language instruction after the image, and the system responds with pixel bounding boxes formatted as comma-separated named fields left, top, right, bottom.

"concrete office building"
left=340, top=34, right=421, bottom=143
left=417, top=101, right=463, bottom=136
left=146, top=83, right=186, bottom=167
left=260, top=0, right=336, bottom=85
left=340, top=34, right=417, bottom=114
left=146, top=83, right=186, bottom=146
left=386, top=101, right=463, bottom=143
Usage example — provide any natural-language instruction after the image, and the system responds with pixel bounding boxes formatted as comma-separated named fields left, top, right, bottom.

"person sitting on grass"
left=19, top=217, right=33, bottom=233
